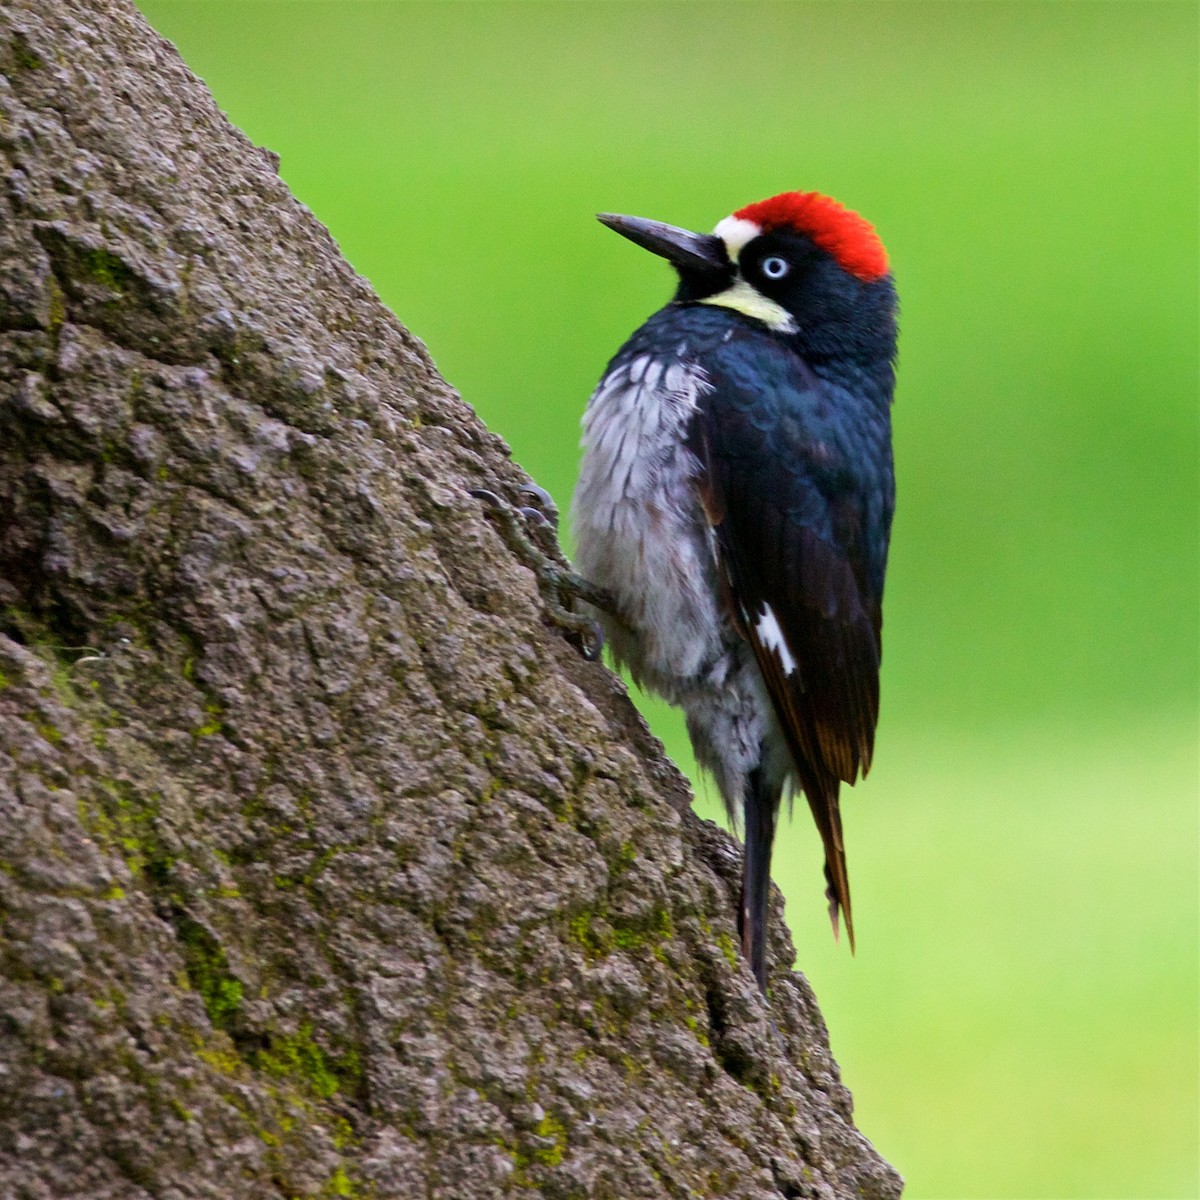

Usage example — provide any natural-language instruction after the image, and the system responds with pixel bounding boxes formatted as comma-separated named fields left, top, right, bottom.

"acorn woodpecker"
left=571, top=191, right=897, bottom=994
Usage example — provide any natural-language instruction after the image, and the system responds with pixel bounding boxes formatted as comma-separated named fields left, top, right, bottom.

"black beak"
left=597, top=213, right=729, bottom=274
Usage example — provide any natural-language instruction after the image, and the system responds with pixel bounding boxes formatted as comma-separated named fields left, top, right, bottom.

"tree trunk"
left=0, top=2, right=901, bottom=1196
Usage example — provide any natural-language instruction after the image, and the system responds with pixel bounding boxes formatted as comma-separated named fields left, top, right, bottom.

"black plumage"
left=690, top=317, right=895, bottom=958
left=574, top=195, right=897, bottom=994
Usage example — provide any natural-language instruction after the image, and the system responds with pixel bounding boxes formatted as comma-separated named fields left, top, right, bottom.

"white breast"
left=571, top=354, right=726, bottom=692
left=572, top=351, right=786, bottom=813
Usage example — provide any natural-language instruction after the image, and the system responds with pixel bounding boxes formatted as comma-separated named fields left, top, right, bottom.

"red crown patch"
left=733, top=192, right=889, bottom=282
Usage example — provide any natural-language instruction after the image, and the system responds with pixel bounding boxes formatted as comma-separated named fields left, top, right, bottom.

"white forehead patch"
left=755, top=603, right=797, bottom=675
left=713, top=215, right=762, bottom=261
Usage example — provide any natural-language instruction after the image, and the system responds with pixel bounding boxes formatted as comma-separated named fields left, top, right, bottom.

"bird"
left=570, top=191, right=897, bottom=995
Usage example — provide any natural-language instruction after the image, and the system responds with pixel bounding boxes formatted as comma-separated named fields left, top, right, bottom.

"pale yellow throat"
left=700, top=278, right=797, bottom=334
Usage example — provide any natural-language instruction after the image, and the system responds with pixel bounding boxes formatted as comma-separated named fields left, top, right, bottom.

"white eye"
left=760, top=255, right=789, bottom=280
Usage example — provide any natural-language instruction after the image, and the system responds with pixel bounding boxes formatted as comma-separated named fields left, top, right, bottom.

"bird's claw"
left=517, top=482, right=561, bottom=530
left=471, top=483, right=610, bottom=661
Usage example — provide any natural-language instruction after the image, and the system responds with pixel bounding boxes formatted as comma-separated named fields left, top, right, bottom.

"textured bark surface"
left=0, top=3, right=901, bottom=1197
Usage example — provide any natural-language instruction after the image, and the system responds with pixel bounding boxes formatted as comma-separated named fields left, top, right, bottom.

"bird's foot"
left=471, top=483, right=614, bottom=661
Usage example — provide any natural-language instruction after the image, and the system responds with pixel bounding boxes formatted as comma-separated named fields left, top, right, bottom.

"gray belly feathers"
left=571, top=353, right=783, bottom=816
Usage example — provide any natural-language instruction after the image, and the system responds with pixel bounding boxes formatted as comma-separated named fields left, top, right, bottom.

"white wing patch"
left=754, top=603, right=797, bottom=675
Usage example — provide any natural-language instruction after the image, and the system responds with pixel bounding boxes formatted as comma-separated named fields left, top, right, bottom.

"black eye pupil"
left=761, top=256, right=788, bottom=279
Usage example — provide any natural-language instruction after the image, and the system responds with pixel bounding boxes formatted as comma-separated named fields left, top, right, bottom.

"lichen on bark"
left=0, top=2, right=901, bottom=1196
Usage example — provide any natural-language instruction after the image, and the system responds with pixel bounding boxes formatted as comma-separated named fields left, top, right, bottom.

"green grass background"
left=135, top=3, right=1199, bottom=1196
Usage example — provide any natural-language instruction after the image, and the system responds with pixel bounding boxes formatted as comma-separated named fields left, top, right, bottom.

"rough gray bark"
left=0, top=2, right=902, bottom=1197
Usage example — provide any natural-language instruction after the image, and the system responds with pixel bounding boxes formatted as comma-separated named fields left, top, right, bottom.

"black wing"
left=691, top=334, right=893, bottom=948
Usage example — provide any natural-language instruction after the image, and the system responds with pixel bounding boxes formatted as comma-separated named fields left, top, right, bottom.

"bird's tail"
left=804, top=772, right=855, bottom=953
left=739, top=767, right=779, bottom=995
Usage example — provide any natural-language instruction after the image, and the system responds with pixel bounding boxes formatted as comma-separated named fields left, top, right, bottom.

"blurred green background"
left=135, top=3, right=1198, bottom=1196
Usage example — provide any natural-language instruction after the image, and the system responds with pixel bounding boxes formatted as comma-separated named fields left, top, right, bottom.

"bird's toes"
left=470, top=482, right=606, bottom=661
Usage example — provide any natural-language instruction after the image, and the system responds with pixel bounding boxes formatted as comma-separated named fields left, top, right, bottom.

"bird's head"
left=599, top=191, right=896, bottom=363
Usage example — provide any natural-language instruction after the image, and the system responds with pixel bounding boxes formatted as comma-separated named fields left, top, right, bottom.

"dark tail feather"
left=808, top=776, right=855, bottom=953
left=739, top=768, right=780, bottom=995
